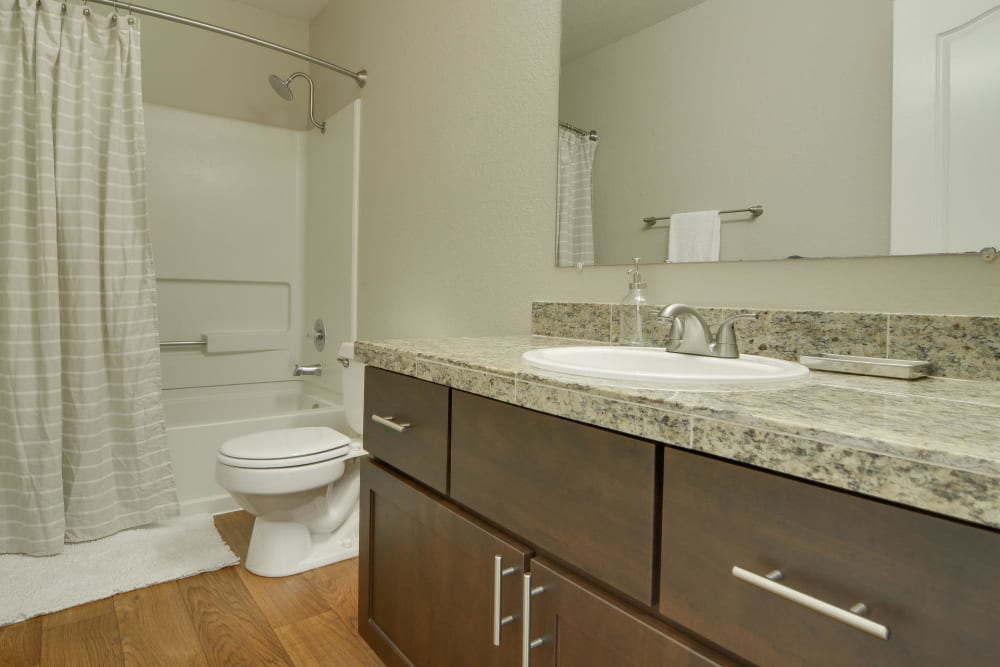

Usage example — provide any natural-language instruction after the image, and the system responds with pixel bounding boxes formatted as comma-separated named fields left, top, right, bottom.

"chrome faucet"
left=657, top=304, right=758, bottom=359
left=294, top=363, right=323, bottom=376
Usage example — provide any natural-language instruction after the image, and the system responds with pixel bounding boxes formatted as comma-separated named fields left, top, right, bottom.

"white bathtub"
left=163, top=381, right=347, bottom=515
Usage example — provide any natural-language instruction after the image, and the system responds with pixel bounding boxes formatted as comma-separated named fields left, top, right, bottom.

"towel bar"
left=643, top=205, right=764, bottom=226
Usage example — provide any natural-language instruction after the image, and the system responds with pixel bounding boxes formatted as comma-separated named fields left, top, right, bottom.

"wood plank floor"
left=0, top=512, right=383, bottom=667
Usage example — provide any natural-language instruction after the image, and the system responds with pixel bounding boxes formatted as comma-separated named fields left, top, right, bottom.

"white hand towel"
left=667, top=210, right=721, bottom=262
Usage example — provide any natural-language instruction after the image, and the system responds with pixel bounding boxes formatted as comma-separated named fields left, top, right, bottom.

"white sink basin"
left=521, top=346, right=810, bottom=387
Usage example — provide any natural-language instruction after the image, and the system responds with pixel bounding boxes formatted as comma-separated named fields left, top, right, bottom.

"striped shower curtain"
left=1, top=0, right=177, bottom=555
left=555, top=126, right=597, bottom=267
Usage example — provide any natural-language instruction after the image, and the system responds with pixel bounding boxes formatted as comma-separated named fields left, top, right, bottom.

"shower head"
left=268, top=74, right=294, bottom=101
left=268, top=72, right=325, bottom=133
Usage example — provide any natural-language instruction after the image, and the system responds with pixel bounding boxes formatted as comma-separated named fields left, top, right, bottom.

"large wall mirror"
left=556, top=0, right=1000, bottom=266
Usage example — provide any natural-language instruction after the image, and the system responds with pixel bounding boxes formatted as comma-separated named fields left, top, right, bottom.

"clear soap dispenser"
left=619, top=258, right=647, bottom=346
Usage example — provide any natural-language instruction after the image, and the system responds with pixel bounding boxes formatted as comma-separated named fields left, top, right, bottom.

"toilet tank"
left=339, top=342, right=365, bottom=435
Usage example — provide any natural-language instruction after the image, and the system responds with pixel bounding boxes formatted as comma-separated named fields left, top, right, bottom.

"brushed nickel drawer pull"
left=732, top=566, right=889, bottom=640
left=493, top=555, right=517, bottom=646
left=521, top=573, right=545, bottom=666
left=370, top=414, right=411, bottom=432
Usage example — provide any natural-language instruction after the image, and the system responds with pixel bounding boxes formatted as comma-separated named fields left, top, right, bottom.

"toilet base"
left=244, top=504, right=360, bottom=577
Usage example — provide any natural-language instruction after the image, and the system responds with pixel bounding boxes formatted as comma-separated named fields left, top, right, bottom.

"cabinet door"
left=526, top=558, right=738, bottom=667
left=360, top=459, right=531, bottom=667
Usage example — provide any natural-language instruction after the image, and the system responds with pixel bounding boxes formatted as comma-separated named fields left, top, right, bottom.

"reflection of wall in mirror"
left=558, top=0, right=892, bottom=265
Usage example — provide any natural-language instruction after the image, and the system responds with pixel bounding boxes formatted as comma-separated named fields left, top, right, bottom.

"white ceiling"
left=561, top=0, right=707, bottom=62
left=234, top=0, right=330, bottom=21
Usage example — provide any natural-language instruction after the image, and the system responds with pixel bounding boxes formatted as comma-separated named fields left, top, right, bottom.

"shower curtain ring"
left=82, top=0, right=89, bottom=16
left=110, top=0, right=118, bottom=23
left=127, top=2, right=134, bottom=24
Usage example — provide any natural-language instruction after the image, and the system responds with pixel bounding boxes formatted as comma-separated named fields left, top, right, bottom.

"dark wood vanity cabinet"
left=359, top=458, right=530, bottom=667
left=450, top=390, right=659, bottom=605
left=363, top=367, right=450, bottom=494
left=360, top=366, right=1000, bottom=666
left=360, top=368, right=728, bottom=666
left=359, top=451, right=730, bottom=667
left=527, top=558, right=736, bottom=667
left=660, top=447, right=1000, bottom=666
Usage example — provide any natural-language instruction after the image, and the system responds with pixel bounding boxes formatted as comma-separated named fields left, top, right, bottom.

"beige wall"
left=140, top=0, right=310, bottom=130
left=308, top=0, right=1000, bottom=341
left=561, top=0, right=892, bottom=263
left=310, top=0, right=563, bottom=338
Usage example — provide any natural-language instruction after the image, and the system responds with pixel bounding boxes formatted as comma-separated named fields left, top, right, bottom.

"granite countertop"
left=355, top=335, right=1000, bottom=531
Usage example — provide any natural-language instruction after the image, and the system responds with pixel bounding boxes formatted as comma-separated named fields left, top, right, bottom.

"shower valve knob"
left=310, top=319, right=326, bottom=351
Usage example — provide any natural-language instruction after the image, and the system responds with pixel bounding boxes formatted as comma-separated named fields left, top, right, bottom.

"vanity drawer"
left=450, top=391, right=659, bottom=605
left=363, top=367, right=450, bottom=494
left=659, top=447, right=1000, bottom=666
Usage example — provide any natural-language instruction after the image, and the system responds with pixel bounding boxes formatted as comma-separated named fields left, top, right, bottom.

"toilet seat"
left=218, top=426, right=351, bottom=469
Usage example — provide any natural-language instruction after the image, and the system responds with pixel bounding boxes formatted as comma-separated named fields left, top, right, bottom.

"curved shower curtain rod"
left=81, top=0, right=367, bottom=88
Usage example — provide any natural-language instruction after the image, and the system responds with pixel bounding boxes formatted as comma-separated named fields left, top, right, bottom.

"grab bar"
left=159, top=340, right=207, bottom=348
left=159, top=331, right=289, bottom=352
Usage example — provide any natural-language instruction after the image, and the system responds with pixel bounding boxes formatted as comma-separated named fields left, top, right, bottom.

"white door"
left=891, top=0, right=1000, bottom=254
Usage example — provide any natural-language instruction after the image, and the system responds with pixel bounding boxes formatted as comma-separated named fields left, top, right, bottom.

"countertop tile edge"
left=355, top=336, right=1000, bottom=529
left=689, top=416, right=1000, bottom=529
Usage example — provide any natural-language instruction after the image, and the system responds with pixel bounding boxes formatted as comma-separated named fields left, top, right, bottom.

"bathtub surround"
left=302, top=101, right=362, bottom=395
left=0, top=513, right=238, bottom=627
left=0, top=0, right=177, bottom=556
left=146, top=104, right=308, bottom=390
left=129, top=71, right=357, bottom=531
left=147, top=100, right=359, bottom=393
left=146, top=102, right=358, bottom=515
left=532, top=302, right=1000, bottom=382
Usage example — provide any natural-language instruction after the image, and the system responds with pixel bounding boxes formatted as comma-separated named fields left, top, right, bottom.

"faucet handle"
left=714, top=313, right=759, bottom=358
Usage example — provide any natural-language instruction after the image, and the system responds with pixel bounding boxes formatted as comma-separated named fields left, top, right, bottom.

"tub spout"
left=294, top=363, right=323, bottom=376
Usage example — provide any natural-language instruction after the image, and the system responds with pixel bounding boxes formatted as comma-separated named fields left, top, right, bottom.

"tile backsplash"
left=532, top=302, right=1000, bottom=382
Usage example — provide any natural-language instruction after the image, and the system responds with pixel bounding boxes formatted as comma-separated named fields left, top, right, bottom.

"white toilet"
left=215, top=342, right=367, bottom=577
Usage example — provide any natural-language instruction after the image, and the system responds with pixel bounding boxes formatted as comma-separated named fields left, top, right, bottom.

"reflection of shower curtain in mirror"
left=0, top=1, right=177, bottom=556
left=556, top=127, right=597, bottom=267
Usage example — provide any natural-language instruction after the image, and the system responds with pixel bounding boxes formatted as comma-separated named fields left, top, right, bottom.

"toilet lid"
left=218, top=427, right=351, bottom=469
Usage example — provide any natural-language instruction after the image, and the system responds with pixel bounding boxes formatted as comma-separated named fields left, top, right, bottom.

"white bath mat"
left=0, top=513, right=239, bottom=627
